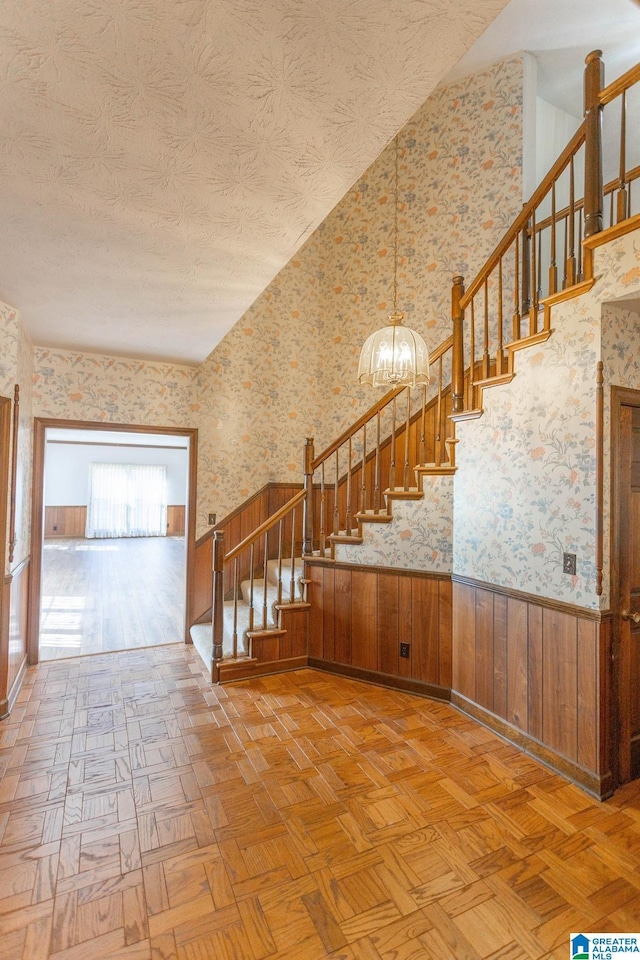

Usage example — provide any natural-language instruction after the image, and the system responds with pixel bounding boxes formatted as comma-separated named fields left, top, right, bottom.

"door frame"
left=610, top=385, right=640, bottom=786
left=28, top=417, right=198, bottom=664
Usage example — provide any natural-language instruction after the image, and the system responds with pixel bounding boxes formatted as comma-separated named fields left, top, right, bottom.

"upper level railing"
left=453, top=51, right=640, bottom=413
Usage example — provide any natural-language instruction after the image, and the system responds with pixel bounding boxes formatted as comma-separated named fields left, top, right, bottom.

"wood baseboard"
left=308, top=658, right=451, bottom=702
left=4, top=655, right=28, bottom=719
left=451, top=691, right=614, bottom=800
left=219, top=655, right=309, bottom=683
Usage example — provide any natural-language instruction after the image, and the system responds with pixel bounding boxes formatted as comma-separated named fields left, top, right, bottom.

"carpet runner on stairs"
left=190, top=558, right=304, bottom=668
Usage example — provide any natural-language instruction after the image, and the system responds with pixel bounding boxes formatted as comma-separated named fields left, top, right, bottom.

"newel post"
left=212, top=530, right=225, bottom=671
left=451, top=276, right=465, bottom=414
left=584, top=50, right=604, bottom=239
left=302, top=437, right=314, bottom=556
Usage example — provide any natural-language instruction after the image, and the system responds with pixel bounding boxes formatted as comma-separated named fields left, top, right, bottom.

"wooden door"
left=613, top=396, right=640, bottom=783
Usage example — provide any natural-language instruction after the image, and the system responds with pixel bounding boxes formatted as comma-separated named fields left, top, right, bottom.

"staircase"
left=191, top=50, right=640, bottom=685
left=190, top=556, right=307, bottom=676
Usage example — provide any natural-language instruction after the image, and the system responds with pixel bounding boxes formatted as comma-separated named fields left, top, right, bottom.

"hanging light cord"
left=393, top=135, right=399, bottom=314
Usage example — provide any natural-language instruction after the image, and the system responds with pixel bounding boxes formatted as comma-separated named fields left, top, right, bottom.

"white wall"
left=44, top=442, right=188, bottom=506
left=535, top=96, right=582, bottom=187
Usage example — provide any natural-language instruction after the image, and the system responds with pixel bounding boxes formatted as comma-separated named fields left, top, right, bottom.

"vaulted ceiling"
left=1, top=0, right=638, bottom=364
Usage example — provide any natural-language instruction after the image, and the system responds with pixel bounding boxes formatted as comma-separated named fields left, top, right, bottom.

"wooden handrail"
left=225, top=488, right=306, bottom=564
left=312, top=334, right=454, bottom=470
left=460, top=124, right=586, bottom=309
left=600, top=62, right=640, bottom=105
left=533, top=163, right=640, bottom=234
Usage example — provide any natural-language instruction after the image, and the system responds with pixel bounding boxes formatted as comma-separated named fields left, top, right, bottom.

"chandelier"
left=357, top=136, right=430, bottom=388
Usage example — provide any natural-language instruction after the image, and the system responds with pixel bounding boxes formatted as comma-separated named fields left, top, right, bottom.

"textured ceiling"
left=0, top=0, right=510, bottom=364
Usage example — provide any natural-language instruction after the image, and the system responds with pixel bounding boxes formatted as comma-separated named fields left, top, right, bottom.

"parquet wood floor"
left=1, top=646, right=640, bottom=960
left=40, top=537, right=185, bottom=659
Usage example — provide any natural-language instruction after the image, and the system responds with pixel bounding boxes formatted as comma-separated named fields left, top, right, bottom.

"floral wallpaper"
left=33, top=349, right=195, bottom=428
left=454, top=229, right=640, bottom=609
left=334, top=474, right=454, bottom=572
left=193, top=56, right=524, bottom=536
left=0, top=300, right=19, bottom=399
left=0, top=300, right=33, bottom=572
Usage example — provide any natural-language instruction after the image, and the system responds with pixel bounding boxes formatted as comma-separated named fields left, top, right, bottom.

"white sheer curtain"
left=85, top=463, right=167, bottom=539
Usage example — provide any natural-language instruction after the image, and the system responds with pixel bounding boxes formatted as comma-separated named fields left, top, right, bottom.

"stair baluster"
left=403, top=388, right=411, bottom=490
left=618, top=91, right=628, bottom=222
left=419, top=384, right=427, bottom=463
left=549, top=181, right=558, bottom=296
left=345, top=437, right=353, bottom=535
left=248, top=543, right=255, bottom=634
left=389, top=397, right=397, bottom=490
left=333, top=451, right=340, bottom=535
left=497, top=258, right=504, bottom=374
left=567, top=157, right=576, bottom=286
left=360, top=423, right=367, bottom=514
left=320, top=463, right=326, bottom=555
left=435, top=357, right=443, bottom=467
left=374, top=413, right=381, bottom=514
left=262, top=532, right=269, bottom=629
left=289, top=508, right=296, bottom=602
left=513, top=233, right=521, bottom=341
left=482, top=279, right=490, bottom=379
left=277, top=520, right=284, bottom=604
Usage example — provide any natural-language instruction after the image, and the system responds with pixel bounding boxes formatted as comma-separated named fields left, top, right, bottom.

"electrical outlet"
left=563, top=552, right=577, bottom=575
left=208, top=513, right=216, bottom=525
left=400, top=642, right=410, bottom=659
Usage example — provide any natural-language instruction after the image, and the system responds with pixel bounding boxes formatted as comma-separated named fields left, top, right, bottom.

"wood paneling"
left=506, top=597, right=528, bottom=730
left=44, top=505, right=87, bottom=537
left=307, top=559, right=452, bottom=699
left=334, top=568, right=352, bottom=665
left=166, top=504, right=185, bottom=536
left=578, top=618, right=598, bottom=772
left=493, top=593, right=508, bottom=718
left=44, top=504, right=185, bottom=537
left=452, top=582, right=475, bottom=698
left=475, top=588, right=494, bottom=709
left=351, top=570, right=377, bottom=670
left=308, top=564, right=324, bottom=659
left=378, top=574, right=399, bottom=676
left=542, top=608, right=577, bottom=759
left=452, top=576, right=610, bottom=796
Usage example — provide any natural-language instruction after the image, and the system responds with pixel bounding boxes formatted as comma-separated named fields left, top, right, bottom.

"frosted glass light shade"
left=357, top=312, right=430, bottom=388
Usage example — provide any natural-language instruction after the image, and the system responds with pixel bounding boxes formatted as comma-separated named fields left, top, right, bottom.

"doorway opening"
left=29, top=419, right=197, bottom=664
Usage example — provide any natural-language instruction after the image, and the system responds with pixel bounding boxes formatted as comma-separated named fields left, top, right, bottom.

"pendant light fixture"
left=357, top=136, right=430, bottom=388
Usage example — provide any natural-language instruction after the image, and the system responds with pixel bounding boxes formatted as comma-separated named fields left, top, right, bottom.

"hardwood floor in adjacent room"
left=1, top=645, right=640, bottom=960
left=39, top=536, right=185, bottom=659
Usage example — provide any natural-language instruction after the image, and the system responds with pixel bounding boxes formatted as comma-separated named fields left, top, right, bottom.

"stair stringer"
left=332, top=467, right=455, bottom=572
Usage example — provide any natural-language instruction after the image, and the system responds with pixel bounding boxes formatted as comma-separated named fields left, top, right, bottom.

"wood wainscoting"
left=44, top=505, right=86, bottom=537
left=452, top=575, right=612, bottom=799
left=307, top=558, right=452, bottom=700
left=44, top=504, right=186, bottom=537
